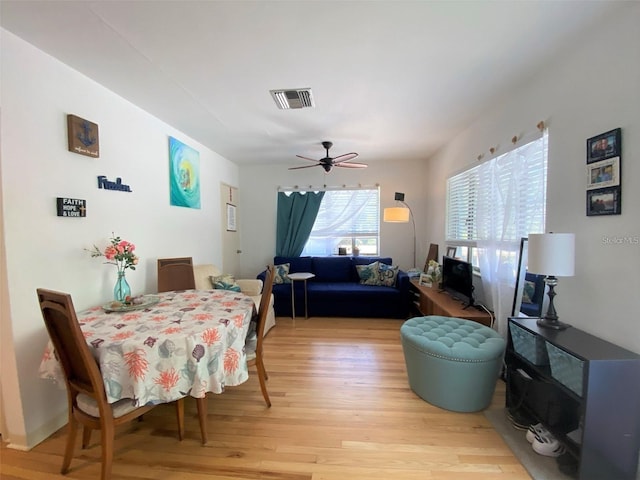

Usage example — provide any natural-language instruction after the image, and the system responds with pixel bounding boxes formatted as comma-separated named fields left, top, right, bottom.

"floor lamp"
left=383, top=192, right=416, bottom=269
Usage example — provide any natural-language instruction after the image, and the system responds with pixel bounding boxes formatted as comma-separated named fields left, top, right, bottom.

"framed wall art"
left=226, top=203, right=237, bottom=231
left=169, top=136, right=201, bottom=209
left=586, top=128, right=620, bottom=163
left=586, top=156, right=620, bottom=190
left=587, top=186, right=621, bottom=216
left=586, top=128, right=621, bottom=216
left=67, top=114, right=99, bottom=157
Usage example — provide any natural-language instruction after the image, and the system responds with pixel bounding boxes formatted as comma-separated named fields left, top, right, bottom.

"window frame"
left=300, top=186, right=380, bottom=257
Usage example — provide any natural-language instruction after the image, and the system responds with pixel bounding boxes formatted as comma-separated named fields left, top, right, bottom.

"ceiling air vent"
left=270, top=88, right=314, bottom=109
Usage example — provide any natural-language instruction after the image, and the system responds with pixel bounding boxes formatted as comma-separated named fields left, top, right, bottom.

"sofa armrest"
left=396, top=270, right=410, bottom=316
left=396, top=270, right=410, bottom=292
left=257, top=269, right=267, bottom=283
left=237, top=279, right=263, bottom=296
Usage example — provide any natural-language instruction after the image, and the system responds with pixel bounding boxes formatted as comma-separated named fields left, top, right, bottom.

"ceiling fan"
left=289, top=141, right=367, bottom=173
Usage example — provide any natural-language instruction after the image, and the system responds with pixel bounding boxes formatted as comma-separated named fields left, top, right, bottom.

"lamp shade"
left=383, top=207, right=410, bottom=223
left=528, top=233, right=575, bottom=277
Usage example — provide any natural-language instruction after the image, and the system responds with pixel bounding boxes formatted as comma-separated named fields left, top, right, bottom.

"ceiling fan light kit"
left=290, top=141, right=367, bottom=173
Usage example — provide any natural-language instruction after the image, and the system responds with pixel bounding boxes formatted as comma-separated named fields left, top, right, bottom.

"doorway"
left=220, top=183, right=240, bottom=276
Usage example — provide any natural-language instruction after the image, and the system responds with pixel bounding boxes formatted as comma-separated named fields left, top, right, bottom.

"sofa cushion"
left=378, top=263, right=399, bottom=287
left=351, top=256, right=392, bottom=281
left=274, top=263, right=291, bottom=284
left=274, top=256, right=313, bottom=273
left=312, top=256, right=352, bottom=282
left=193, top=264, right=222, bottom=290
left=356, top=261, right=380, bottom=285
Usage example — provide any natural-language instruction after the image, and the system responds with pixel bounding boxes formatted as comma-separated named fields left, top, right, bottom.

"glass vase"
left=114, top=271, right=131, bottom=302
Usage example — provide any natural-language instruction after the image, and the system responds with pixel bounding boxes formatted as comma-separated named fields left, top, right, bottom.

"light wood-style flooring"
left=1, top=317, right=530, bottom=479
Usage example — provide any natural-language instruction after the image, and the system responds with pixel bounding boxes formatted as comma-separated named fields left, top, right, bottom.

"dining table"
left=39, top=289, right=255, bottom=425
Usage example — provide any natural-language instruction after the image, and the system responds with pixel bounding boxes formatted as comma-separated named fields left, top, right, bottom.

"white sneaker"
left=532, top=433, right=566, bottom=457
left=526, top=423, right=551, bottom=443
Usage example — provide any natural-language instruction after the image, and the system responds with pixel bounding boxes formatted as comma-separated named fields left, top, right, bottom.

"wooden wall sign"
left=67, top=114, right=99, bottom=157
left=56, top=197, right=87, bottom=217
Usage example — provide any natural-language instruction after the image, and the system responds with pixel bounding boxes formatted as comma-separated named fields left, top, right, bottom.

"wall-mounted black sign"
left=97, top=176, right=132, bottom=192
left=57, top=197, right=86, bottom=217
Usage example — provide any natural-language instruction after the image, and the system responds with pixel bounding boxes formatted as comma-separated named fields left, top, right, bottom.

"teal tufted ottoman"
left=400, top=315, right=506, bottom=412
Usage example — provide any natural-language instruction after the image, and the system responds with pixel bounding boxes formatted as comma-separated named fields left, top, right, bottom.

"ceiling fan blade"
left=332, top=153, right=359, bottom=164
left=288, top=164, right=321, bottom=170
left=335, top=162, right=368, bottom=168
left=295, top=155, right=321, bottom=163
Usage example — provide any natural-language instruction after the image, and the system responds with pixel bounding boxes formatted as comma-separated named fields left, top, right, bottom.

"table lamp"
left=527, top=233, right=575, bottom=330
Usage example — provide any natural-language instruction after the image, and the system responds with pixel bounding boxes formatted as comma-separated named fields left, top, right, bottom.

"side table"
left=287, top=272, right=315, bottom=319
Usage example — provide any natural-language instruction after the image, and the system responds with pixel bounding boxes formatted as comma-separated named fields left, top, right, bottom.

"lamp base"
left=536, top=317, right=571, bottom=330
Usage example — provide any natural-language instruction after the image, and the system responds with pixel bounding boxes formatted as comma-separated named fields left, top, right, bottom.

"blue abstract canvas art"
left=169, top=136, right=200, bottom=209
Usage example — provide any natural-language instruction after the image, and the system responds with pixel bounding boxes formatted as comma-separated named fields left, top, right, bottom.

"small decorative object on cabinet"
left=505, top=317, right=640, bottom=480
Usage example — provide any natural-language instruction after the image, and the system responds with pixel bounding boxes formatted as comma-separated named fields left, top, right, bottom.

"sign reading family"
left=97, top=176, right=132, bottom=192
left=56, top=197, right=87, bottom=217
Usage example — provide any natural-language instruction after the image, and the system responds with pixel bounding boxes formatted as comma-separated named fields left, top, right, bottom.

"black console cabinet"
left=506, top=317, right=640, bottom=480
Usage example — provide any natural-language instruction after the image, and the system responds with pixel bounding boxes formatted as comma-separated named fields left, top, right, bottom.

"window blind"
left=446, top=134, right=547, bottom=245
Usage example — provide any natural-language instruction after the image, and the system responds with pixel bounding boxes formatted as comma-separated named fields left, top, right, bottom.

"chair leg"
left=255, top=357, right=272, bottom=408
left=100, top=417, right=115, bottom=480
left=61, top=415, right=78, bottom=474
left=195, top=396, right=208, bottom=445
left=175, top=398, right=185, bottom=441
left=82, top=426, right=92, bottom=449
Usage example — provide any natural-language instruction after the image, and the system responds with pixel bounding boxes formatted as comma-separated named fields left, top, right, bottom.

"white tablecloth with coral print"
left=39, top=289, right=255, bottom=405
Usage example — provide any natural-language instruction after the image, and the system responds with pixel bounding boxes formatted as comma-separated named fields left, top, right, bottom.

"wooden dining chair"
left=245, top=264, right=275, bottom=407
left=36, top=288, right=184, bottom=480
left=157, top=257, right=195, bottom=292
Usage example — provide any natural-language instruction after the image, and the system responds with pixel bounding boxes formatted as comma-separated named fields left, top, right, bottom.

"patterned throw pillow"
left=356, top=261, right=380, bottom=285
left=378, top=263, right=399, bottom=287
left=210, top=274, right=242, bottom=292
left=522, top=280, right=536, bottom=304
left=274, top=263, right=291, bottom=284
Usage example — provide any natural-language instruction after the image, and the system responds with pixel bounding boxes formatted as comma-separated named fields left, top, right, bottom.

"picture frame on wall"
left=586, top=157, right=620, bottom=190
left=586, top=186, right=621, bottom=216
left=67, top=114, right=99, bottom=157
left=226, top=203, right=237, bottom=231
left=586, top=128, right=621, bottom=164
left=586, top=127, right=622, bottom=217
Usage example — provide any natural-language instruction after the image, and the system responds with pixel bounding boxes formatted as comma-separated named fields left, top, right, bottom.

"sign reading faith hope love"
left=57, top=197, right=87, bottom=217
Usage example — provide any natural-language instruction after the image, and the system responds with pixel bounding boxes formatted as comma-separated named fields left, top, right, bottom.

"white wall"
left=0, top=30, right=239, bottom=449
left=239, top=159, right=431, bottom=278
left=423, top=4, right=640, bottom=354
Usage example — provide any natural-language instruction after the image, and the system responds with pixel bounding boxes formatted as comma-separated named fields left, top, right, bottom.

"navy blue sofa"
left=257, top=256, right=409, bottom=318
left=519, top=272, right=546, bottom=317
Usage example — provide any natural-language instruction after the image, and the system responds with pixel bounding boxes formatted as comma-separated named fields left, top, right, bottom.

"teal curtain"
left=276, top=191, right=325, bottom=257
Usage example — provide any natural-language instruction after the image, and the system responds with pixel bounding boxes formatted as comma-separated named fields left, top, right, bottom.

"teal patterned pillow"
left=274, top=263, right=291, bottom=284
left=378, top=264, right=399, bottom=287
left=356, top=261, right=380, bottom=285
left=522, top=280, right=536, bottom=304
left=210, top=274, right=242, bottom=292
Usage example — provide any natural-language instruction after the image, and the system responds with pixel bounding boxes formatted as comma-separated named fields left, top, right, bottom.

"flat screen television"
left=441, top=256, right=474, bottom=307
